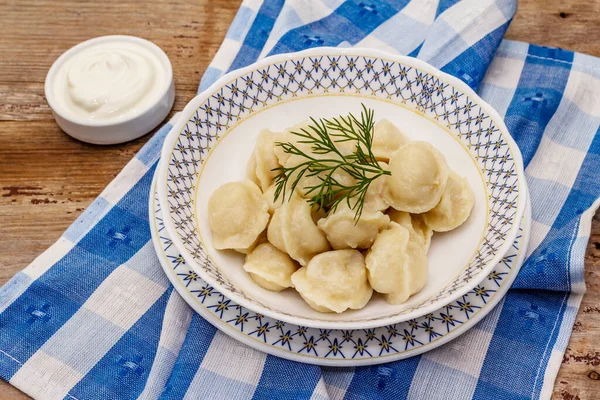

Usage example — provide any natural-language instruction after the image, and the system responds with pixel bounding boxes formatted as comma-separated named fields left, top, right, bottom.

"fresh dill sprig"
left=273, top=104, right=390, bottom=220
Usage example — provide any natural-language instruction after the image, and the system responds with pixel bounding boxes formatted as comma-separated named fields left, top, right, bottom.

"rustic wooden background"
left=1, top=0, right=599, bottom=399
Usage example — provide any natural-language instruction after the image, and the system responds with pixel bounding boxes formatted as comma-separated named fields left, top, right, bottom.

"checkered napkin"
left=1, top=0, right=598, bottom=398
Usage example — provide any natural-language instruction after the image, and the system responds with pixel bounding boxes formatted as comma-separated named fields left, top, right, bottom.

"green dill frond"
left=273, top=105, right=390, bottom=221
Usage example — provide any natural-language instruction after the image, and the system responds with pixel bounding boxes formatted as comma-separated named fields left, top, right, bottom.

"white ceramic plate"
left=150, top=173, right=531, bottom=366
left=158, top=47, right=527, bottom=329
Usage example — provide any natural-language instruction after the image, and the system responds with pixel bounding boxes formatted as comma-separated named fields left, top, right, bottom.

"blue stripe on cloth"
left=226, top=5, right=257, bottom=41
left=125, top=242, right=171, bottom=287
left=572, top=51, right=600, bottom=79
left=115, top=163, right=158, bottom=223
left=440, top=21, right=511, bottom=91
left=41, top=308, right=127, bottom=374
left=515, top=126, right=600, bottom=291
left=407, top=42, right=423, bottom=58
left=526, top=176, right=571, bottom=226
left=0, top=272, right=32, bottom=314
left=513, top=217, right=579, bottom=291
left=251, top=355, right=322, bottom=399
left=268, top=0, right=411, bottom=55
left=76, top=169, right=155, bottom=265
left=495, top=0, right=519, bottom=20
left=568, top=237, right=588, bottom=287
left=185, top=368, right=258, bottom=399
left=416, top=0, right=517, bottom=79
left=0, top=247, right=121, bottom=378
left=435, top=0, right=459, bottom=18
left=73, top=208, right=149, bottom=268
left=138, top=291, right=193, bottom=400
left=321, top=367, right=355, bottom=396
left=0, top=166, right=157, bottom=376
left=472, top=290, right=569, bottom=399
left=321, top=0, right=346, bottom=8
left=408, top=358, right=480, bottom=399
left=529, top=294, right=573, bottom=399
left=228, top=0, right=286, bottom=72
left=553, top=301, right=581, bottom=354
left=158, top=313, right=217, bottom=399
left=552, top=187, right=600, bottom=232
left=198, top=67, right=224, bottom=93
left=552, top=127, right=600, bottom=229
left=68, top=289, right=172, bottom=400
left=474, top=382, right=529, bottom=400
left=266, top=1, right=304, bottom=49
left=478, top=85, right=517, bottom=119
left=2, top=1, right=597, bottom=399
left=344, top=356, right=421, bottom=399
left=0, top=351, right=20, bottom=385
left=63, top=196, right=111, bottom=243
left=137, top=123, right=174, bottom=166
left=504, top=46, right=574, bottom=166
left=542, top=97, right=600, bottom=152
left=365, top=10, right=432, bottom=56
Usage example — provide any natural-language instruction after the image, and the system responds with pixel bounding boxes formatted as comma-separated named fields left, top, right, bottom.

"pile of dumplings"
left=207, top=118, right=475, bottom=313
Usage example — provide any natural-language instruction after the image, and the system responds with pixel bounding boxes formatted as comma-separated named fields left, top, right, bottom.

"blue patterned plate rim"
left=157, top=47, right=528, bottom=329
left=150, top=169, right=531, bottom=366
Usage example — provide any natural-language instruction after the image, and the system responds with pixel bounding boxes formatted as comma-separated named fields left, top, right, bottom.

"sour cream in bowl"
left=45, top=35, right=174, bottom=144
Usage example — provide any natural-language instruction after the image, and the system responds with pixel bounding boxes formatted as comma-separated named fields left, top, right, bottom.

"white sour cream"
left=53, top=40, right=166, bottom=121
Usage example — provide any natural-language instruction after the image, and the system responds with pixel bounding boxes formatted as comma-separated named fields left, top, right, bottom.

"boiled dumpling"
left=243, top=243, right=298, bottom=292
left=366, top=222, right=408, bottom=294
left=383, top=141, right=449, bottom=213
left=302, top=169, right=355, bottom=199
left=268, top=193, right=330, bottom=265
left=388, top=209, right=433, bottom=251
left=385, top=291, right=413, bottom=305
left=300, top=296, right=334, bottom=313
left=246, top=154, right=260, bottom=187
left=267, top=207, right=287, bottom=253
left=423, top=171, right=474, bottom=232
left=330, top=119, right=407, bottom=161
left=274, top=121, right=313, bottom=167
left=365, top=222, right=428, bottom=303
left=317, top=203, right=390, bottom=249
left=283, top=152, right=355, bottom=199
left=282, top=194, right=331, bottom=265
left=208, top=180, right=270, bottom=251
left=263, top=184, right=284, bottom=214
left=372, top=119, right=408, bottom=161
left=291, top=250, right=373, bottom=313
left=290, top=162, right=354, bottom=199
left=319, top=114, right=359, bottom=156
left=401, top=244, right=428, bottom=297
left=253, top=129, right=282, bottom=191
left=363, top=162, right=389, bottom=212
left=329, top=131, right=355, bottom=157
left=274, top=121, right=354, bottom=199
left=410, top=214, right=432, bottom=250
left=233, top=230, right=268, bottom=254
left=327, top=162, right=389, bottom=213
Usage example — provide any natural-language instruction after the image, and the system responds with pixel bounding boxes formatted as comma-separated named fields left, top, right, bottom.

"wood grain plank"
left=505, top=0, right=600, bottom=57
left=1, top=1, right=599, bottom=399
left=0, top=1, right=241, bottom=398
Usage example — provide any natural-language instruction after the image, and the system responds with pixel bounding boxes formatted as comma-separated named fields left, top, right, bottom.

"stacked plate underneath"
left=150, top=178, right=529, bottom=366
left=150, top=48, right=529, bottom=366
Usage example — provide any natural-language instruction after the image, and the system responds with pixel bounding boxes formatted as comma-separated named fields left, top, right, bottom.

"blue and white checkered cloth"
left=2, top=0, right=598, bottom=398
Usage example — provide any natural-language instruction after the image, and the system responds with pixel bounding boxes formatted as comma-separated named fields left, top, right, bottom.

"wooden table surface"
left=1, top=1, right=599, bottom=399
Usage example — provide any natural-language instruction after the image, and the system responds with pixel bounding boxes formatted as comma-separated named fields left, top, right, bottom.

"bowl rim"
left=157, top=46, right=527, bottom=330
